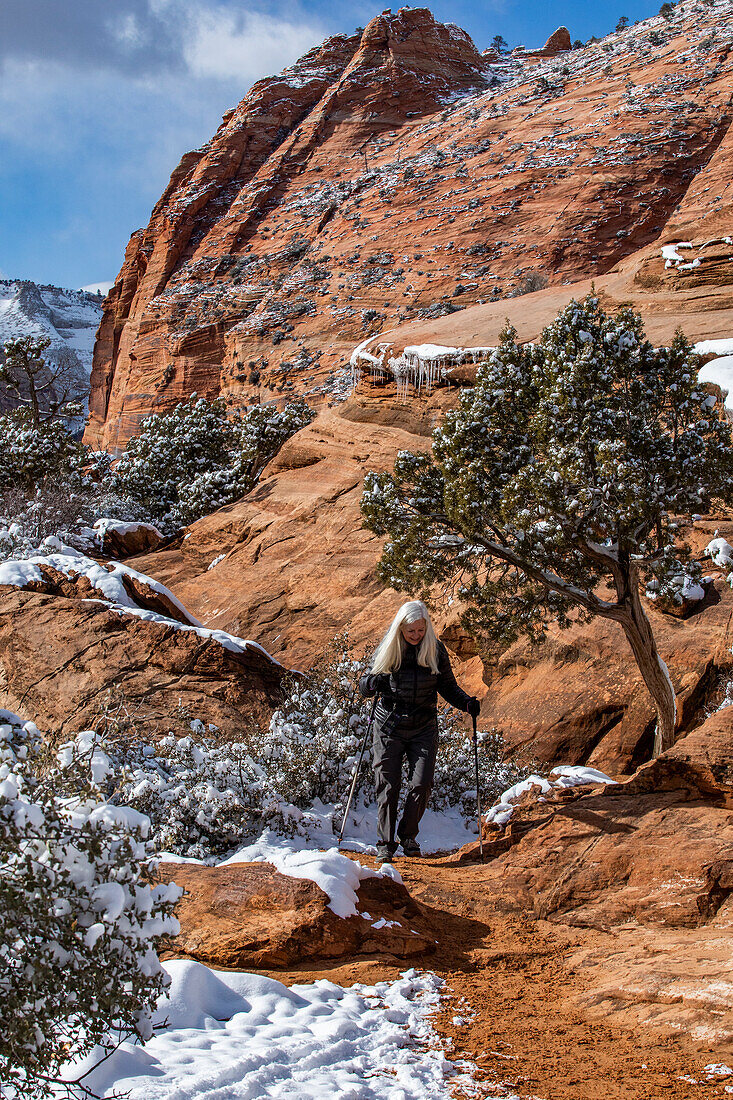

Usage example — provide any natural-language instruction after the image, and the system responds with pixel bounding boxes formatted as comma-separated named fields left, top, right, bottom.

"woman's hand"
left=373, top=673, right=393, bottom=694
left=466, top=696, right=481, bottom=718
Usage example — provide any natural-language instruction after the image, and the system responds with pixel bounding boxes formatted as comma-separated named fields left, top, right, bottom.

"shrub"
left=0, top=711, right=181, bottom=1098
left=509, top=271, right=548, bottom=297
left=112, top=396, right=314, bottom=532
left=0, top=409, right=86, bottom=492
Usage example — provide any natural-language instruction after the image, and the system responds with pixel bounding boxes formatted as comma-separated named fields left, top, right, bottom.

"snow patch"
left=221, top=839, right=389, bottom=919
left=485, top=765, right=616, bottom=827
left=74, top=961, right=477, bottom=1100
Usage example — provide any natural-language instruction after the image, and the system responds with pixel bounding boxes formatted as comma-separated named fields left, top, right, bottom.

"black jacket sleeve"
left=436, top=643, right=471, bottom=711
left=358, top=672, right=391, bottom=698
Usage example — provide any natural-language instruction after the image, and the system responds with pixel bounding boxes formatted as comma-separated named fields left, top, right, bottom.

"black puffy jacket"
left=359, top=640, right=471, bottom=736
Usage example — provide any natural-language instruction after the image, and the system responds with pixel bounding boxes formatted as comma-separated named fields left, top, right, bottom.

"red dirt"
left=250, top=853, right=730, bottom=1099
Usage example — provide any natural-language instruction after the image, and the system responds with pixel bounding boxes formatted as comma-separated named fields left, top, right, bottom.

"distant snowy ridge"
left=0, top=278, right=104, bottom=414
left=79, top=280, right=114, bottom=297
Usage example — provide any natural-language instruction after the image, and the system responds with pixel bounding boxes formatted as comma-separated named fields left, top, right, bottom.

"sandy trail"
left=252, top=853, right=728, bottom=1100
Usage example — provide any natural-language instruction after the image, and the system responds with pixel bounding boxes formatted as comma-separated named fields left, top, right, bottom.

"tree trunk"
left=613, top=565, right=676, bottom=758
left=28, top=375, right=41, bottom=428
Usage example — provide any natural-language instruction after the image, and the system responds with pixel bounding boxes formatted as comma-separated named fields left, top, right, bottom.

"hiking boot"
left=376, top=844, right=394, bottom=863
left=400, top=838, right=421, bottom=857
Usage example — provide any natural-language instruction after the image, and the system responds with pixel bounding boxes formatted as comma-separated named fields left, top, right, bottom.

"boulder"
left=542, top=26, right=572, bottom=52
left=156, top=860, right=434, bottom=968
left=93, top=519, right=164, bottom=558
left=0, top=558, right=284, bottom=739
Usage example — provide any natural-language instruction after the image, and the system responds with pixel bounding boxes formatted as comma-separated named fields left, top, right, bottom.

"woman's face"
left=401, top=618, right=426, bottom=646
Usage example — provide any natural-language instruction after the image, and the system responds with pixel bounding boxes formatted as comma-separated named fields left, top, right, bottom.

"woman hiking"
left=359, top=600, right=480, bottom=863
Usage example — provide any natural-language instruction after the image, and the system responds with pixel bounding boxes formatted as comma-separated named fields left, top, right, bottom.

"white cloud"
left=183, top=6, right=325, bottom=81
left=109, top=12, right=146, bottom=49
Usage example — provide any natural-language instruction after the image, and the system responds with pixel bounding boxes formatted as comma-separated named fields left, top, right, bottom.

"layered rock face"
left=86, top=3, right=733, bottom=450
left=448, top=709, right=733, bottom=1049
left=0, top=559, right=283, bottom=738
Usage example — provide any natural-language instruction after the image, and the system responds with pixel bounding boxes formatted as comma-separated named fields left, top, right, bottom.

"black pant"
left=372, top=721, right=438, bottom=850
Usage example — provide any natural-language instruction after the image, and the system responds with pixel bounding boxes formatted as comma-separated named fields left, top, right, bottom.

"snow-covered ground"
left=229, top=799, right=481, bottom=859
left=71, top=963, right=480, bottom=1100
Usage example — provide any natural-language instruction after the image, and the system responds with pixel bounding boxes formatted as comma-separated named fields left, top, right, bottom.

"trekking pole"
left=472, top=713, right=484, bottom=860
left=337, top=694, right=379, bottom=848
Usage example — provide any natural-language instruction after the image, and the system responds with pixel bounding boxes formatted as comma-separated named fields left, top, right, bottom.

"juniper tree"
left=1, top=335, right=85, bottom=426
left=361, top=295, right=733, bottom=758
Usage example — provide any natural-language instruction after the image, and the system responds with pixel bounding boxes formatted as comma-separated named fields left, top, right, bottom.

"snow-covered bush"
left=264, top=634, right=373, bottom=809
left=0, top=711, right=181, bottom=1099
left=0, top=485, right=99, bottom=562
left=0, top=409, right=86, bottom=492
left=432, top=710, right=535, bottom=816
left=61, top=727, right=283, bottom=862
left=112, top=396, right=315, bottom=532
left=55, top=639, right=530, bottom=862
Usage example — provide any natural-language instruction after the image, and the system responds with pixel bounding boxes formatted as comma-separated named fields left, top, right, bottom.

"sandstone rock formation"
left=85, top=4, right=733, bottom=450
left=0, top=559, right=283, bottom=738
left=130, top=399, right=438, bottom=666
left=157, top=860, right=433, bottom=968
left=448, top=704, right=733, bottom=1048
left=513, top=26, right=572, bottom=60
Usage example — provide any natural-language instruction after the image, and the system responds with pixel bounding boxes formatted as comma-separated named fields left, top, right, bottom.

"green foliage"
left=361, top=295, right=733, bottom=647
left=112, top=396, right=315, bottom=532
left=0, top=408, right=86, bottom=492
left=1, top=335, right=85, bottom=426
left=0, top=711, right=180, bottom=1099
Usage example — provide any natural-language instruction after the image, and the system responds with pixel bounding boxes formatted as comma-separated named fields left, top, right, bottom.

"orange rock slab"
left=157, top=860, right=435, bottom=968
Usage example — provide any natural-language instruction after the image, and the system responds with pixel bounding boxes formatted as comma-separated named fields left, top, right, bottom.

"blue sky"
left=0, top=0, right=664, bottom=290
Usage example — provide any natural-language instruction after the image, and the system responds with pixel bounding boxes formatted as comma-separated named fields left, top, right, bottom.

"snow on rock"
left=92, top=518, right=163, bottom=541
left=485, top=765, right=616, bottom=827
left=221, top=839, right=389, bottom=918
left=351, top=337, right=496, bottom=400
left=661, top=242, right=692, bottom=265
left=92, top=518, right=165, bottom=558
left=0, top=544, right=280, bottom=665
left=706, top=537, right=733, bottom=582
left=698, top=355, right=733, bottom=410
left=75, top=961, right=476, bottom=1100
left=694, top=339, right=733, bottom=357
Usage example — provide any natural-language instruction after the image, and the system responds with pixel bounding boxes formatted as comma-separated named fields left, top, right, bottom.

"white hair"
left=370, top=599, right=439, bottom=675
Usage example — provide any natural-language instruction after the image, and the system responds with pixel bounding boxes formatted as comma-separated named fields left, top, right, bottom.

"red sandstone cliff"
left=86, top=4, right=733, bottom=451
